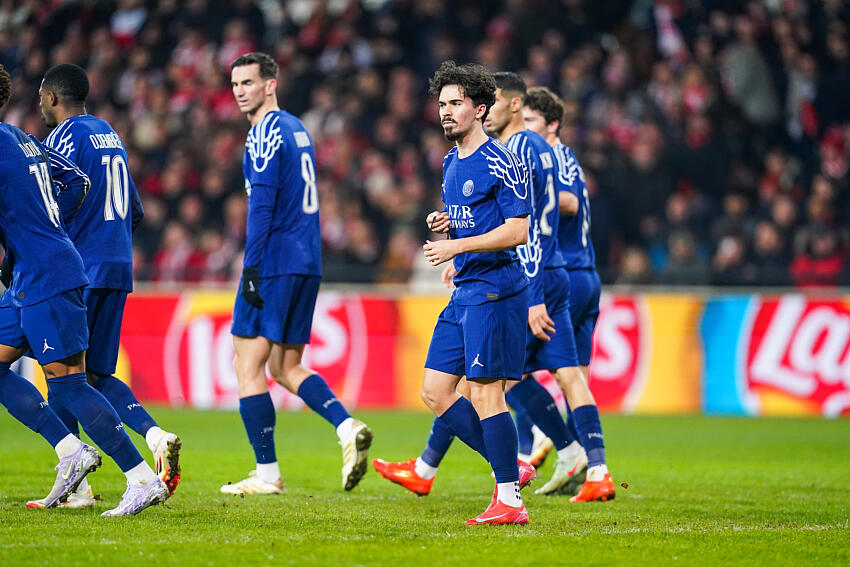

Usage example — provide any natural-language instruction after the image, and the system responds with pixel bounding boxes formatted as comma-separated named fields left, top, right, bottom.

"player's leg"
left=462, top=292, right=529, bottom=525
left=265, top=275, right=372, bottom=490
left=0, top=341, right=102, bottom=509
left=552, top=365, right=614, bottom=502
left=27, top=289, right=167, bottom=515
left=506, top=390, right=534, bottom=461
left=465, top=378, right=528, bottom=525
left=84, top=289, right=181, bottom=495
left=221, top=334, right=283, bottom=495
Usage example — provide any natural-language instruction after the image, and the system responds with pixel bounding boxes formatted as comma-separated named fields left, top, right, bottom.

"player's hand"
left=528, top=303, right=555, bottom=341
left=441, top=263, right=457, bottom=289
left=423, top=239, right=459, bottom=266
left=426, top=211, right=450, bottom=233
left=0, top=257, right=12, bottom=289
left=241, top=266, right=264, bottom=309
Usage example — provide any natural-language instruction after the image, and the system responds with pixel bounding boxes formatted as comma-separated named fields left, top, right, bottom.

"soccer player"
left=223, top=52, right=372, bottom=495
left=0, top=63, right=168, bottom=516
left=522, top=86, right=614, bottom=501
left=373, top=72, right=573, bottom=496
left=418, top=60, right=532, bottom=525
left=25, top=63, right=182, bottom=509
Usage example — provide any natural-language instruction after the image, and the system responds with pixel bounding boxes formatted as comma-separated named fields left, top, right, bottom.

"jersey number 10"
left=101, top=154, right=130, bottom=221
left=29, top=162, right=61, bottom=228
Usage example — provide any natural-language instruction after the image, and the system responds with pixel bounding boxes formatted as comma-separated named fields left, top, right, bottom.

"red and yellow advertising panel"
left=25, top=290, right=696, bottom=413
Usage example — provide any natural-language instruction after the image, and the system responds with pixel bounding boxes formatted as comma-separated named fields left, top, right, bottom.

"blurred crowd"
left=1, top=0, right=849, bottom=288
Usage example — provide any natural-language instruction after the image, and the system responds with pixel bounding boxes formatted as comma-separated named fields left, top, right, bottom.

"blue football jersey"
left=553, top=144, right=595, bottom=269
left=242, top=110, right=322, bottom=277
left=505, top=130, right=564, bottom=307
left=0, top=123, right=88, bottom=307
left=442, top=138, right=531, bottom=305
left=43, top=115, right=143, bottom=291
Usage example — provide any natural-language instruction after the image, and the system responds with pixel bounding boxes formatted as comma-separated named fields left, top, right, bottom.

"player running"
left=522, top=86, right=613, bottom=501
left=223, top=52, right=372, bottom=495
left=24, top=63, right=182, bottom=510
left=413, top=60, right=532, bottom=525
left=0, top=63, right=168, bottom=516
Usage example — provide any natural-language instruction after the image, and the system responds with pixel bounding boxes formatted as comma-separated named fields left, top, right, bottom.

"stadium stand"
left=0, top=0, right=848, bottom=287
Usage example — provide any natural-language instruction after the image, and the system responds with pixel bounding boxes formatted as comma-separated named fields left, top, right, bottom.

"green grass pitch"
left=1, top=409, right=848, bottom=566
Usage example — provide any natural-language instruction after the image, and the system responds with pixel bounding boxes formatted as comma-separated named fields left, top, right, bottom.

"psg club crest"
left=462, top=179, right=474, bottom=197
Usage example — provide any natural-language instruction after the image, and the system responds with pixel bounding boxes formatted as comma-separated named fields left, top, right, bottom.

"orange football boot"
left=372, top=458, right=433, bottom=496
left=570, top=472, right=616, bottom=502
left=465, top=499, right=528, bottom=526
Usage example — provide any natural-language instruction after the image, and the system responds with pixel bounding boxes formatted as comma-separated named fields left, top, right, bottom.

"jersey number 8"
left=101, top=154, right=130, bottom=221
left=301, top=152, right=318, bottom=214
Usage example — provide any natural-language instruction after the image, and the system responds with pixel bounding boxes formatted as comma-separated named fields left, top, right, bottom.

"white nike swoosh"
left=475, top=511, right=511, bottom=523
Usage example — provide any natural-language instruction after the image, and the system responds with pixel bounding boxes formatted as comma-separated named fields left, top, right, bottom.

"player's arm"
left=559, top=191, right=579, bottom=216
left=130, top=183, right=144, bottom=233
left=241, top=181, right=277, bottom=308
left=556, top=145, right=583, bottom=217
left=423, top=215, right=528, bottom=266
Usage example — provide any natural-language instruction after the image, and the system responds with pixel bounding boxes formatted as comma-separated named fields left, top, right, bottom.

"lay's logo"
left=744, top=296, right=850, bottom=417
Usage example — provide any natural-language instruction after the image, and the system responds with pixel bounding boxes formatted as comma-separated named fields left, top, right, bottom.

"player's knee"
left=420, top=383, right=446, bottom=411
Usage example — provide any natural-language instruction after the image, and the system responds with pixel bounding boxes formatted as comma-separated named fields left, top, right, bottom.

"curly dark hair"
left=428, top=60, right=496, bottom=119
left=0, top=64, right=11, bottom=109
left=231, top=52, right=279, bottom=80
left=524, top=86, right=564, bottom=128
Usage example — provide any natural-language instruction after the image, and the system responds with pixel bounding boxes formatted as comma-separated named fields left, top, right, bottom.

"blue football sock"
left=481, top=412, right=519, bottom=483
left=239, top=392, right=277, bottom=464
left=437, top=396, right=488, bottom=459
left=0, top=363, right=69, bottom=447
left=92, top=375, right=157, bottom=437
left=565, top=405, right=579, bottom=446
left=572, top=404, right=606, bottom=467
left=47, top=387, right=80, bottom=438
left=506, top=389, right=533, bottom=455
left=508, top=377, right=569, bottom=451
left=47, top=373, right=143, bottom=472
left=420, top=416, right=455, bottom=468
left=297, top=374, right=350, bottom=428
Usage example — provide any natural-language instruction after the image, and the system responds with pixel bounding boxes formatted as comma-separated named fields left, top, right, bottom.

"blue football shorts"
left=425, top=287, right=528, bottom=381
left=524, top=267, right=579, bottom=373
left=83, top=288, right=128, bottom=376
left=0, top=287, right=88, bottom=365
left=566, top=268, right=601, bottom=366
left=231, top=274, right=320, bottom=344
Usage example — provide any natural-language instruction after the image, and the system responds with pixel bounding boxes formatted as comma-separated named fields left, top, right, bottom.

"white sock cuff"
left=414, top=457, right=438, bottom=480
left=256, top=462, right=281, bottom=484
left=145, top=426, right=166, bottom=453
left=335, top=417, right=355, bottom=439
left=54, top=434, right=83, bottom=459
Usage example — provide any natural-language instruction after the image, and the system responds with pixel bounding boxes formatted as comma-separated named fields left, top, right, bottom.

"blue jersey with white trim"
left=44, top=114, right=143, bottom=291
left=241, top=110, right=321, bottom=277
left=553, top=144, right=595, bottom=269
left=0, top=122, right=87, bottom=307
left=505, top=130, right=564, bottom=307
left=442, top=137, right=530, bottom=305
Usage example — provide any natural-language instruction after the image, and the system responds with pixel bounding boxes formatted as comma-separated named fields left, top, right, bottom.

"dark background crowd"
left=1, top=0, right=849, bottom=288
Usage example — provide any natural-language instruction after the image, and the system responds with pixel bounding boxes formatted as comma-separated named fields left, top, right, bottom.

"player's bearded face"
left=37, top=86, right=56, bottom=128
left=484, top=89, right=511, bottom=136
left=438, top=85, right=482, bottom=142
